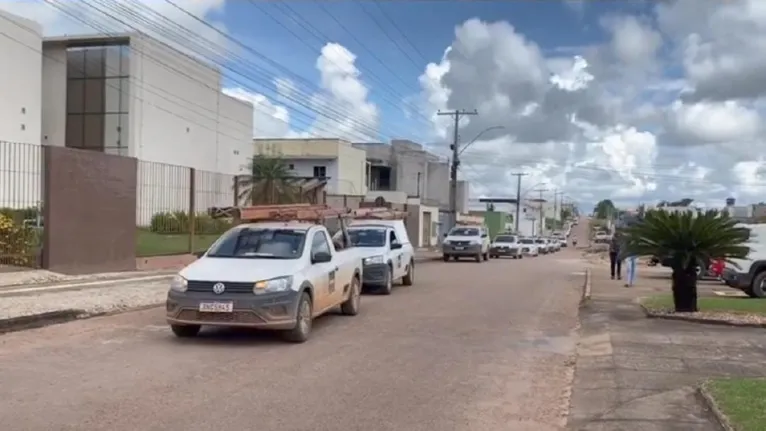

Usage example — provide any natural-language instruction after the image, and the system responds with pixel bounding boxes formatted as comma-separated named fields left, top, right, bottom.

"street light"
left=458, top=126, right=506, bottom=156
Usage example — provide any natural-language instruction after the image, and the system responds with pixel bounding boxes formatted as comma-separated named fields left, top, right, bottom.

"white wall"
left=284, top=158, right=339, bottom=192
left=129, top=35, right=251, bottom=224
left=40, top=45, right=67, bottom=148
left=0, top=10, right=43, bottom=209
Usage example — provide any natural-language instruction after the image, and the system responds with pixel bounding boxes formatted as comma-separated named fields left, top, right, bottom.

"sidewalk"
left=567, top=264, right=766, bottom=430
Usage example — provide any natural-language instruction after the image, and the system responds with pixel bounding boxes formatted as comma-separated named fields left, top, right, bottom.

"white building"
left=254, top=138, right=368, bottom=196
left=0, top=10, right=254, bottom=223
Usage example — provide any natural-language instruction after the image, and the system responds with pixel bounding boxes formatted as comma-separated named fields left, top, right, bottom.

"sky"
left=3, top=0, right=766, bottom=212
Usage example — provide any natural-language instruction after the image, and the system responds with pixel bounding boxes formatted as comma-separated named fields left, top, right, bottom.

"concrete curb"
left=580, top=268, right=592, bottom=306
left=0, top=309, right=83, bottom=335
left=0, top=303, right=165, bottom=336
left=696, top=382, right=736, bottom=431
left=639, top=304, right=766, bottom=328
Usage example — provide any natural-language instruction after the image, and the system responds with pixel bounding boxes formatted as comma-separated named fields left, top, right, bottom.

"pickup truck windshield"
left=535, top=239, right=545, bottom=244
left=347, top=228, right=387, bottom=247
left=206, top=227, right=306, bottom=259
left=495, top=235, right=516, bottom=243
left=449, top=228, right=479, bottom=236
left=520, top=239, right=534, bottom=244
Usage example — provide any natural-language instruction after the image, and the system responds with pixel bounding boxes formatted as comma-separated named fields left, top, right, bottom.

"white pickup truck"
left=340, top=219, right=415, bottom=294
left=166, top=220, right=363, bottom=343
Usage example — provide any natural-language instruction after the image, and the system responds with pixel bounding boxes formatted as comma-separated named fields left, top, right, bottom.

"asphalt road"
left=0, top=234, right=586, bottom=431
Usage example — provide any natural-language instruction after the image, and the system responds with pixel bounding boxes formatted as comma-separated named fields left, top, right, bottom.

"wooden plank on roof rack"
left=238, top=204, right=350, bottom=223
left=352, top=207, right=407, bottom=220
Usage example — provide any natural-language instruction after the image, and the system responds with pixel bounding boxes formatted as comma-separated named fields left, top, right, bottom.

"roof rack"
left=352, top=207, right=408, bottom=220
left=455, top=220, right=483, bottom=226
left=236, top=204, right=352, bottom=223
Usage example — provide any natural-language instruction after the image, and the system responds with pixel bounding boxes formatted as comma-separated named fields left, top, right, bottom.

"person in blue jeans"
left=624, top=254, right=637, bottom=287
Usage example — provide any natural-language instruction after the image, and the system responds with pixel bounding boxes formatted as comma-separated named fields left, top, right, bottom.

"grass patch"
left=640, top=294, right=766, bottom=315
left=136, top=230, right=220, bottom=257
left=706, top=378, right=766, bottom=430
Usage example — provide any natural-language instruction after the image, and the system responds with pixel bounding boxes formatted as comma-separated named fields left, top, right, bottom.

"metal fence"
left=0, top=141, right=44, bottom=268
left=136, top=160, right=235, bottom=257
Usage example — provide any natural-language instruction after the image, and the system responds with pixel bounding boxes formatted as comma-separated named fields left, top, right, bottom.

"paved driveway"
left=0, top=246, right=585, bottom=431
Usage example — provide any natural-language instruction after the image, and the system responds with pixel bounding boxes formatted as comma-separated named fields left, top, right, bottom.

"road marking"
left=713, top=290, right=747, bottom=297
left=0, top=275, right=172, bottom=295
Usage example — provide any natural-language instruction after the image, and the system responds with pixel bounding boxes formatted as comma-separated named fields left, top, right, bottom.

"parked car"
left=519, top=237, right=539, bottom=257
left=166, top=204, right=363, bottom=343
left=442, top=224, right=490, bottom=262
left=342, top=214, right=415, bottom=295
left=534, top=238, right=549, bottom=254
left=489, top=234, right=523, bottom=259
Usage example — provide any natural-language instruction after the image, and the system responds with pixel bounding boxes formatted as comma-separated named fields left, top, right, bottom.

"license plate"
left=199, top=302, right=233, bottom=313
left=454, top=246, right=464, bottom=250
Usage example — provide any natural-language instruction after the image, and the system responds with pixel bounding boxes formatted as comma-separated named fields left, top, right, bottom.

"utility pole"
left=511, top=173, right=528, bottom=233
left=438, top=109, right=478, bottom=231
left=553, top=190, right=564, bottom=227
left=533, top=188, right=549, bottom=236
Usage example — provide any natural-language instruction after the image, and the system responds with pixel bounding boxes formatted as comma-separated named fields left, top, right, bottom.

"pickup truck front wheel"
left=283, top=292, right=312, bottom=343
left=379, top=267, right=393, bottom=295
left=170, top=324, right=200, bottom=338
left=341, top=276, right=361, bottom=315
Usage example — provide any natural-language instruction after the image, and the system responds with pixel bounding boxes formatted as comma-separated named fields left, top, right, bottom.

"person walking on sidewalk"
left=609, top=233, right=622, bottom=280
left=624, top=253, right=637, bottom=287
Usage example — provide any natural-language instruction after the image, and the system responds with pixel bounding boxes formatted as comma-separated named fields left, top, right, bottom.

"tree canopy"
left=593, top=199, right=616, bottom=219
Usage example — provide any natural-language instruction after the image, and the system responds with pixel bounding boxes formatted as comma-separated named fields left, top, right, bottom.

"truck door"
left=308, top=231, right=337, bottom=312
left=390, top=230, right=404, bottom=278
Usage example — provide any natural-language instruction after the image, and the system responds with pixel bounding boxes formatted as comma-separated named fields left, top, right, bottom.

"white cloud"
left=668, top=100, right=762, bottom=144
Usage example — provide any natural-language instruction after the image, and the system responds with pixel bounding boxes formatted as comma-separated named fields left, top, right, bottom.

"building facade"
left=254, top=138, right=367, bottom=196
left=0, top=13, right=254, bottom=223
left=353, top=139, right=469, bottom=213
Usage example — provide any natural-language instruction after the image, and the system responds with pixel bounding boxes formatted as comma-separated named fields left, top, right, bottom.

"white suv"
left=442, top=225, right=490, bottom=262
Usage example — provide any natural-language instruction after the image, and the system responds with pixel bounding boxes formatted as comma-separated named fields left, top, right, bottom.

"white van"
left=339, top=219, right=415, bottom=295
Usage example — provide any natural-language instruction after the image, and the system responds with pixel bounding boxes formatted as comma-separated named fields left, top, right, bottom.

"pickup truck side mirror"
left=312, top=251, right=332, bottom=263
left=391, top=242, right=403, bottom=250
left=193, top=251, right=206, bottom=258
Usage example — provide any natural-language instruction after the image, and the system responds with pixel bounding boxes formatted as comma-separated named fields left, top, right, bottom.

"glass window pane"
left=84, top=47, right=105, bottom=78
left=66, top=79, right=84, bottom=114
left=104, top=45, right=121, bottom=78
left=103, top=113, right=121, bottom=149
left=120, top=45, right=130, bottom=76
left=83, top=79, right=104, bottom=114
left=104, top=78, right=122, bottom=113
left=119, top=78, right=130, bottom=113
left=83, top=115, right=104, bottom=150
left=66, top=49, right=85, bottom=78
left=66, top=114, right=84, bottom=148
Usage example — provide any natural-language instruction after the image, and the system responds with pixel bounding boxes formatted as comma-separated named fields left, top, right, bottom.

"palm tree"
left=235, top=155, right=299, bottom=205
left=621, top=210, right=750, bottom=312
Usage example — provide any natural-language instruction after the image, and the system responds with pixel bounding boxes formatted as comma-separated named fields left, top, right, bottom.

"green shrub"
left=0, top=213, right=37, bottom=267
left=149, top=211, right=232, bottom=234
left=0, top=206, right=40, bottom=224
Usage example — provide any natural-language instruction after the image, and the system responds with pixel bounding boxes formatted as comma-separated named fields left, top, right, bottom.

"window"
left=389, top=230, right=399, bottom=246
left=313, top=166, right=326, bottom=178
left=311, top=231, right=331, bottom=257
left=288, top=164, right=294, bottom=170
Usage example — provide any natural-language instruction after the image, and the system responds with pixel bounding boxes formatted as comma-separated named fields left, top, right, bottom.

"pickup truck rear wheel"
left=402, top=261, right=414, bottom=285
left=283, top=292, right=312, bottom=343
left=340, top=276, right=361, bottom=315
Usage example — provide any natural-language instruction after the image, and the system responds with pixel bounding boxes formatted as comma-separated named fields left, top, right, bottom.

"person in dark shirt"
left=609, top=233, right=622, bottom=280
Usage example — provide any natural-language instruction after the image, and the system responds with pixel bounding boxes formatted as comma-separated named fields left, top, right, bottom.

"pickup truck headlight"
left=254, top=276, right=293, bottom=294
left=170, top=275, right=188, bottom=292
left=363, top=255, right=385, bottom=265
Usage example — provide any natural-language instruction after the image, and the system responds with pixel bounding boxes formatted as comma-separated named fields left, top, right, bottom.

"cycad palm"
left=236, top=155, right=298, bottom=205
left=622, top=210, right=750, bottom=312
